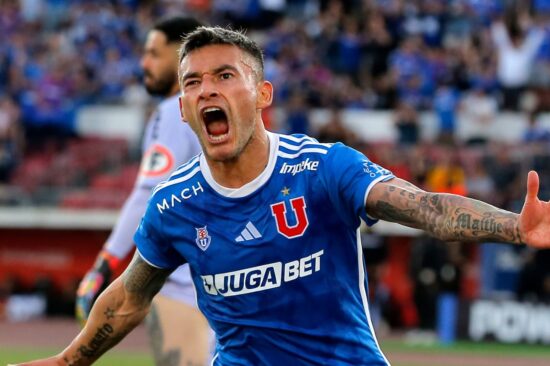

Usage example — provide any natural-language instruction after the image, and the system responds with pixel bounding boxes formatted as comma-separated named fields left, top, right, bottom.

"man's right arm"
left=14, top=253, right=173, bottom=366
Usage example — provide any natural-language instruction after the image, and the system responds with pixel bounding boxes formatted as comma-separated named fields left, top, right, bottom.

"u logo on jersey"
left=270, top=197, right=309, bottom=239
left=195, top=226, right=211, bottom=251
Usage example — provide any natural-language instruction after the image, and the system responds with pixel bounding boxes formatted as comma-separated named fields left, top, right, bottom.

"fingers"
left=526, top=170, right=540, bottom=202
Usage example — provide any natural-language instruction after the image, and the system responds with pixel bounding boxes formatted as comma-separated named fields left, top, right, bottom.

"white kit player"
left=75, top=17, right=211, bottom=366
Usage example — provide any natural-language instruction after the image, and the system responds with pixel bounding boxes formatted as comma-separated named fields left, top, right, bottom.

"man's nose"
left=139, top=55, right=148, bottom=71
left=199, top=74, right=219, bottom=98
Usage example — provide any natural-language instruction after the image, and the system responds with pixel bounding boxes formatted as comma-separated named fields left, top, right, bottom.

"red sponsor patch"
left=140, top=144, right=174, bottom=177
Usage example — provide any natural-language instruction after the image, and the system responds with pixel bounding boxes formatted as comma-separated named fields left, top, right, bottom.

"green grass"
left=2, top=340, right=550, bottom=365
left=381, top=339, right=550, bottom=358
left=0, top=347, right=153, bottom=366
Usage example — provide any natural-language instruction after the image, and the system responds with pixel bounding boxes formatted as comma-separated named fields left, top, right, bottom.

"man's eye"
left=185, top=80, right=199, bottom=87
left=220, top=73, right=232, bottom=80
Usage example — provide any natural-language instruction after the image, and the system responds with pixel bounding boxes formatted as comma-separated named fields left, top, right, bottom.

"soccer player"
left=14, top=26, right=550, bottom=366
left=74, top=17, right=211, bottom=366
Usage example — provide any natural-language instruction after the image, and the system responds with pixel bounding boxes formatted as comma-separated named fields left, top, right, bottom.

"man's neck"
left=206, top=127, right=270, bottom=189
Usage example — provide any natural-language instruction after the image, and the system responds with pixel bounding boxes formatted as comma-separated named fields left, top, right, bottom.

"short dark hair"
left=152, top=16, right=204, bottom=44
left=178, top=26, right=264, bottom=79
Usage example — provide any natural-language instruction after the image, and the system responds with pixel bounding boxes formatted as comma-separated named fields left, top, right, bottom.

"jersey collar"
left=199, top=131, right=279, bottom=198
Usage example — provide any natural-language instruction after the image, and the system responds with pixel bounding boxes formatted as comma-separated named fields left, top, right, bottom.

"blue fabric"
left=135, top=133, right=394, bottom=365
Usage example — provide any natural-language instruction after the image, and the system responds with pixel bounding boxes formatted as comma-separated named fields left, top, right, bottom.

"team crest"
left=195, top=226, right=211, bottom=251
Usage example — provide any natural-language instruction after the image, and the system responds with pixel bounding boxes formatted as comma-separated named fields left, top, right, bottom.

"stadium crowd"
left=1, top=0, right=550, bottom=332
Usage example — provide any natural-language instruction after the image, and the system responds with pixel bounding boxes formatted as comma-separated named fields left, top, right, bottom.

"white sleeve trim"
left=136, top=248, right=170, bottom=269
left=363, top=175, right=395, bottom=224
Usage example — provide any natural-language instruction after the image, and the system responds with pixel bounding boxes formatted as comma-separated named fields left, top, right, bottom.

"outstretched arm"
left=367, top=171, right=550, bottom=249
left=13, top=253, right=173, bottom=366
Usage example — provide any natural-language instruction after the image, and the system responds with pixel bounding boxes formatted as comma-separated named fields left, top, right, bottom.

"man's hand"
left=75, top=251, right=119, bottom=327
left=519, top=171, right=550, bottom=249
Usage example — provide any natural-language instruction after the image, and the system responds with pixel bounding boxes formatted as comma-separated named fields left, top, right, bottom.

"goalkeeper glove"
left=75, top=250, right=120, bottom=327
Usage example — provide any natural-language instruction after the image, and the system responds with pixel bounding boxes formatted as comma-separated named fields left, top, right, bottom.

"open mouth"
left=202, top=107, right=229, bottom=142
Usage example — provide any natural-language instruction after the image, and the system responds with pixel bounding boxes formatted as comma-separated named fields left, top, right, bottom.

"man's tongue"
left=207, top=121, right=229, bottom=136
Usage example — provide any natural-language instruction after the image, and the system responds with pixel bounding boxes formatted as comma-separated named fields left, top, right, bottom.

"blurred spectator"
left=316, top=107, right=356, bottom=146
left=433, top=82, right=460, bottom=145
left=523, top=110, right=550, bottom=143
left=463, top=0, right=503, bottom=26
left=410, top=237, right=465, bottom=330
left=285, top=89, right=310, bottom=135
left=0, top=96, right=23, bottom=182
left=334, top=16, right=362, bottom=79
left=389, top=36, right=427, bottom=100
left=258, top=0, right=286, bottom=29
left=100, top=48, right=138, bottom=103
left=466, top=159, right=495, bottom=203
left=360, top=11, right=394, bottom=85
left=530, top=11, right=550, bottom=92
left=394, top=100, right=419, bottom=145
left=402, top=0, right=445, bottom=48
left=483, top=143, right=521, bottom=209
left=491, top=13, right=545, bottom=110
left=444, top=1, right=474, bottom=44
left=371, top=73, right=398, bottom=109
left=122, top=75, right=150, bottom=106
left=425, top=147, right=467, bottom=196
left=459, top=85, right=498, bottom=145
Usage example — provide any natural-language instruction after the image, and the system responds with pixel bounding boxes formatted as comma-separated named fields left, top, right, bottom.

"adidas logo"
left=235, top=222, right=262, bottom=242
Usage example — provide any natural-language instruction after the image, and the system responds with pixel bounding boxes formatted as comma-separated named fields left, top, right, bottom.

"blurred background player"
left=75, top=16, right=211, bottom=366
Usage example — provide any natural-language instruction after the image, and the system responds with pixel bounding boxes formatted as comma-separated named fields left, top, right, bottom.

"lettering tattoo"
left=60, top=255, right=173, bottom=365
left=77, top=324, right=114, bottom=358
left=368, top=181, right=521, bottom=243
left=63, top=324, right=114, bottom=364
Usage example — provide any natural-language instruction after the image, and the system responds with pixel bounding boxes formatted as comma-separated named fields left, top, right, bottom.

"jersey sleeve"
left=133, top=197, right=186, bottom=269
left=104, top=184, right=152, bottom=259
left=320, top=143, right=394, bottom=227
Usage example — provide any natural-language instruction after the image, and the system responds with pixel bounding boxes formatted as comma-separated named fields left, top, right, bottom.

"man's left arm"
left=366, top=171, right=550, bottom=249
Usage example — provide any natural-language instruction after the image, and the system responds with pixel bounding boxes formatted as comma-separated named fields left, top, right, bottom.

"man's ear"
left=178, top=96, right=188, bottom=121
left=256, top=80, right=273, bottom=110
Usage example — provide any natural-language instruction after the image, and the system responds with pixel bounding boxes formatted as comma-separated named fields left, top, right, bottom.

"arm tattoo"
left=369, top=184, right=521, bottom=243
left=122, top=253, right=173, bottom=302
left=63, top=324, right=119, bottom=364
left=60, top=254, right=173, bottom=365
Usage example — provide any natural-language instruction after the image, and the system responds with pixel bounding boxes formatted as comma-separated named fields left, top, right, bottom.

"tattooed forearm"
left=61, top=321, right=124, bottom=365
left=56, top=254, right=173, bottom=365
left=368, top=180, right=521, bottom=244
left=122, top=253, right=173, bottom=302
left=63, top=324, right=114, bottom=363
left=373, top=201, right=417, bottom=225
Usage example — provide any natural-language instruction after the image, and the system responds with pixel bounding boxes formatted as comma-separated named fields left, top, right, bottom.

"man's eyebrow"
left=181, top=65, right=238, bottom=83
left=212, top=64, right=238, bottom=75
left=181, top=71, right=201, bottom=83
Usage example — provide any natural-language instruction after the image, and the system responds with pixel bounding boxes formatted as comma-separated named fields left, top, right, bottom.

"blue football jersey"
left=135, top=132, right=394, bottom=365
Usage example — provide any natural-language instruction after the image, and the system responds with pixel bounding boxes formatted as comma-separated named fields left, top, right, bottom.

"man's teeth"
left=208, top=132, right=229, bottom=142
left=204, top=107, right=221, bottom=113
